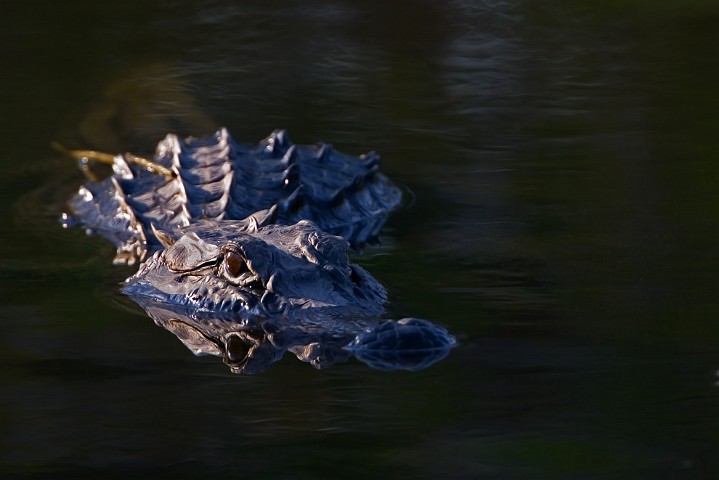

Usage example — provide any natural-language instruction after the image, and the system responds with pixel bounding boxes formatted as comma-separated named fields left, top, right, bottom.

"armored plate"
left=64, top=129, right=402, bottom=265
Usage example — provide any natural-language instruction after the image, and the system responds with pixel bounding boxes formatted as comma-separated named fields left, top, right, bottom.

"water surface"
left=1, top=1, right=719, bottom=478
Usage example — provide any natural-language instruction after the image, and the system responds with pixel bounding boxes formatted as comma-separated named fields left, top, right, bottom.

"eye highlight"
left=223, top=251, right=249, bottom=279
left=219, top=247, right=265, bottom=290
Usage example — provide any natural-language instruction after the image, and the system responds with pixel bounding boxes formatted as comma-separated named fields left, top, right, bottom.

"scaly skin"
left=62, top=129, right=454, bottom=373
left=64, top=129, right=402, bottom=265
left=121, top=214, right=454, bottom=373
left=123, top=216, right=388, bottom=318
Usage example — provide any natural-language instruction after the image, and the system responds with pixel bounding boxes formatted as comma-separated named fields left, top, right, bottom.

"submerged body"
left=63, top=129, right=454, bottom=373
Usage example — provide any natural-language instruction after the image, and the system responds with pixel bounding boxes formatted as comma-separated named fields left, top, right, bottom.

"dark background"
left=1, top=1, right=719, bottom=478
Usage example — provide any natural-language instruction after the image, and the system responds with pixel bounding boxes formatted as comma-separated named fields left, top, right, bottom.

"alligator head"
left=121, top=213, right=456, bottom=373
left=122, top=213, right=388, bottom=319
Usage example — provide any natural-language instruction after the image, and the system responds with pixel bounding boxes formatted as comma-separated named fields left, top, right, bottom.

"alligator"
left=62, top=129, right=455, bottom=373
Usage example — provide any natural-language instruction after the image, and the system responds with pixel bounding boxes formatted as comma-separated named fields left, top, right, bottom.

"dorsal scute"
left=65, top=128, right=402, bottom=264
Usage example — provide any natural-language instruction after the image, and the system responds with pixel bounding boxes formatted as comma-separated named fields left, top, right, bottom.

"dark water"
left=2, top=1, right=719, bottom=477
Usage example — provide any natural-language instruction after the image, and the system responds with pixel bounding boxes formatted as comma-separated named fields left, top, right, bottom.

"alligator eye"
left=223, top=251, right=249, bottom=278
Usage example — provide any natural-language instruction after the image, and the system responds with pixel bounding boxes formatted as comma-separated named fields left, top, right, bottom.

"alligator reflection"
left=135, top=298, right=455, bottom=374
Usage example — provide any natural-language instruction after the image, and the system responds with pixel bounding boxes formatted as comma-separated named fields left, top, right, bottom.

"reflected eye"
left=223, top=251, right=248, bottom=279
left=225, top=333, right=251, bottom=364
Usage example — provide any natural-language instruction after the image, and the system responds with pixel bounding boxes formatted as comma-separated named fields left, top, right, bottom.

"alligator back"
left=65, top=129, right=402, bottom=264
